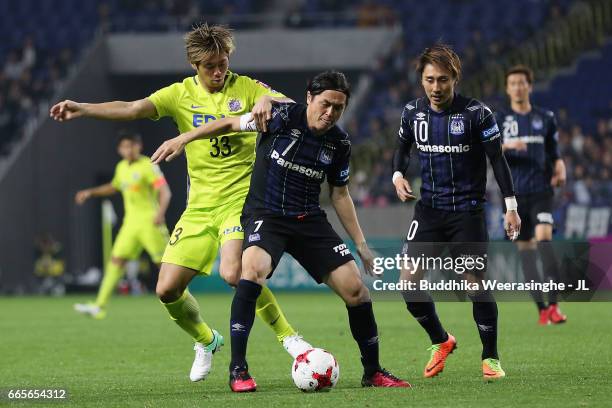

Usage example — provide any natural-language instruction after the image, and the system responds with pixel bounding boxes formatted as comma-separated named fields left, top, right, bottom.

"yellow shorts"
left=111, top=221, right=169, bottom=263
left=161, top=197, right=245, bottom=275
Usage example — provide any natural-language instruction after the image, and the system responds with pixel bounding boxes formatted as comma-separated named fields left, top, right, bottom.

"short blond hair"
left=184, top=23, right=235, bottom=66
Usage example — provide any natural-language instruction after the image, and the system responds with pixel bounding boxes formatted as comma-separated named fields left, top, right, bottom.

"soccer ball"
left=291, top=348, right=339, bottom=392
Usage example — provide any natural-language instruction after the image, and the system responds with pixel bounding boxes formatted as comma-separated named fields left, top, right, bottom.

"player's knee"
left=110, top=256, right=126, bottom=267
left=219, top=259, right=241, bottom=287
left=341, top=282, right=370, bottom=306
left=241, top=250, right=272, bottom=284
left=240, top=261, right=267, bottom=284
left=155, top=281, right=182, bottom=303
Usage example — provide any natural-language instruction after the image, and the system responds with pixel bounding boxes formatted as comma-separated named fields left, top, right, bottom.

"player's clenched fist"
left=49, top=100, right=85, bottom=122
left=75, top=189, right=92, bottom=205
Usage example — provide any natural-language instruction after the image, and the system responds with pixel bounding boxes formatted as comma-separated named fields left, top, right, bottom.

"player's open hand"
left=504, top=210, right=521, bottom=241
left=75, top=190, right=92, bottom=205
left=251, top=95, right=273, bottom=132
left=357, top=242, right=376, bottom=276
left=393, top=176, right=416, bottom=202
left=50, top=100, right=85, bottom=122
left=151, top=136, right=186, bottom=164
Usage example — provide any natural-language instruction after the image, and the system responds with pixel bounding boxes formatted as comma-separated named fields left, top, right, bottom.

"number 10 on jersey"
left=413, top=120, right=428, bottom=143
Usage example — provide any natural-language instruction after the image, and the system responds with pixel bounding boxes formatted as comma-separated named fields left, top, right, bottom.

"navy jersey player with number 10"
left=391, top=45, right=521, bottom=381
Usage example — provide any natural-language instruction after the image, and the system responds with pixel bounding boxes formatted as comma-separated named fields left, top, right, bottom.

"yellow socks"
left=256, top=285, right=296, bottom=342
left=94, top=261, right=124, bottom=308
left=162, top=289, right=214, bottom=345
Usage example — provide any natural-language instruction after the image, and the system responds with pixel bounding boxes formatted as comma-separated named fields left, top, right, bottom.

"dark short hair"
left=416, top=44, right=462, bottom=81
left=117, top=130, right=142, bottom=145
left=307, top=70, right=351, bottom=104
left=505, top=64, right=534, bottom=85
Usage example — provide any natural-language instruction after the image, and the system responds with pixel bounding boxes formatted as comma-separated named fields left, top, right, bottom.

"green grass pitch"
left=1, top=293, right=611, bottom=407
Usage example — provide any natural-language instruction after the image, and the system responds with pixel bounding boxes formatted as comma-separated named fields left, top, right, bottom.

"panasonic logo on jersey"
left=416, top=143, right=471, bottom=153
left=270, top=150, right=325, bottom=179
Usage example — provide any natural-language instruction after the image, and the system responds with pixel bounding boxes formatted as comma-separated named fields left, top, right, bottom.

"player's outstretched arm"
left=330, top=185, right=375, bottom=275
left=75, top=183, right=117, bottom=205
left=50, top=98, right=156, bottom=122
left=151, top=114, right=255, bottom=163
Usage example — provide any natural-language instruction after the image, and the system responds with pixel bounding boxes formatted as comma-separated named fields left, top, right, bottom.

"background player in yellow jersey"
left=74, top=131, right=171, bottom=319
left=50, top=24, right=310, bottom=382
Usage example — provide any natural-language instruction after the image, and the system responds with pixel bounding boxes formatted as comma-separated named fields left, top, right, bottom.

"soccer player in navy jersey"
left=498, top=65, right=567, bottom=325
left=152, top=71, right=411, bottom=392
left=392, top=45, right=521, bottom=380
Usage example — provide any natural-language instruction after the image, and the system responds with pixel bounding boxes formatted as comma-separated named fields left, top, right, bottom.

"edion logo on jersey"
left=270, top=150, right=325, bottom=179
left=416, top=143, right=471, bottom=153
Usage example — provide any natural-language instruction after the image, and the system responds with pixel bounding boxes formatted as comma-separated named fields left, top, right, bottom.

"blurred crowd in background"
left=1, top=0, right=609, bottom=209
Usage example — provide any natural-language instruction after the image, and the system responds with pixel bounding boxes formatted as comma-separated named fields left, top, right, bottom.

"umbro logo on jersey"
left=416, top=112, right=426, bottom=120
left=406, top=103, right=415, bottom=110
left=191, top=104, right=205, bottom=109
left=290, top=129, right=301, bottom=137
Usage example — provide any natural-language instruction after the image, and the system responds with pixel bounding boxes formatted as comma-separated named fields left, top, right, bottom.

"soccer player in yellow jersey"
left=50, top=24, right=310, bottom=382
left=74, top=132, right=171, bottom=319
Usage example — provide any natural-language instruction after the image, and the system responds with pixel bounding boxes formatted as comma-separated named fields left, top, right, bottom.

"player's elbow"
left=126, top=99, right=154, bottom=120
left=330, top=185, right=349, bottom=202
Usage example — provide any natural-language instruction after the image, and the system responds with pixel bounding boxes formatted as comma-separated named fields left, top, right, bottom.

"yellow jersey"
left=111, top=155, right=166, bottom=223
left=147, top=71, right=285, bottom=208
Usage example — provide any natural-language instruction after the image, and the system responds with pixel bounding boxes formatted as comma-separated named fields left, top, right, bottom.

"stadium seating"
left=1, top=0, right=608, bottom=213
left=533, top=42, right=612, bottom=135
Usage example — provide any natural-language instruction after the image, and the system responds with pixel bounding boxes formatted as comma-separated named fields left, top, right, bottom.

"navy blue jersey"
left=396, top=94, right=507, bottom=211
left=243, top=103, right=351, bottom=217
left=497, top=106, right=560, bottom=195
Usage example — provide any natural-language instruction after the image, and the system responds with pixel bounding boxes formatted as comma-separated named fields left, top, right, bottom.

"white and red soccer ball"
left=291, top=348, right=340, bottom=392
